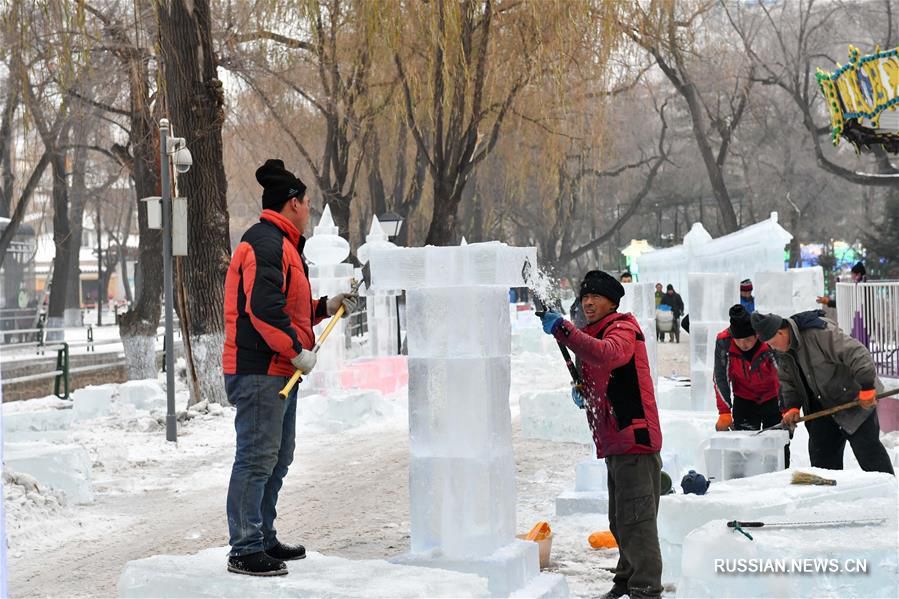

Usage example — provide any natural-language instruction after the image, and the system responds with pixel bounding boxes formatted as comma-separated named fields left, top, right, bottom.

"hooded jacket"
left=774, top=310, right=881, bottom=435
left=554, top=311, right=662, bottom=458
left=223, top=209, right=329, bottom=377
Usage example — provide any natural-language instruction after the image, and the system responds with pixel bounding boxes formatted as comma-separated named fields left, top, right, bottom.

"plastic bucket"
left=517, top=533, right=553, bottom=569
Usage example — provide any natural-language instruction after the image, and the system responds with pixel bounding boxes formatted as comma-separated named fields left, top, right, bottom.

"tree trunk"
left=46, top=150, right=73, bottom=336
left=424, top=179, right=461, bottom=246
left=66, top=141, right=88, bottom=311
left=157, top=0, right=231, bottom=405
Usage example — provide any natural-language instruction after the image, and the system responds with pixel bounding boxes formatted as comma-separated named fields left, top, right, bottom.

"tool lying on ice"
left=790, top=471, right=836, bottom=486
left=533, top=296, right=582, bottom=390
left=727, top=517, right=887, bottom=540
left=278, top=265, right=369, bottom=399
left=756, top=387, right=899, bottom=435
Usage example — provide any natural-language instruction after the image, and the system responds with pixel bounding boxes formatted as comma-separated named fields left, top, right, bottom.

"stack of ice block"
left=677, top=498, right=899, bottom=598
left=688, top=273, right=737, bottom=411
left=305, top=206, right=355, bottom=392
left=702, top=430, right=789, bottom=481
left=754, top=266, right=824, bottom=318
left=369, top=243, right=567, bottom=597
left=620, top=282, right=658, bottom=388
left=657, top=469, right=898, bottom=584
left=555, top=457, right=609, bottom=516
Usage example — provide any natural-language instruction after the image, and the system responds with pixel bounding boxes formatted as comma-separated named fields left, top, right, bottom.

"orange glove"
left=858, top=389, right=877, bottom=409
left=588, top=531, right=618, bottom=549
left=782, top=408, right=801, bottom=430
left=816, top=296, right=831, bottom=306
left=716, top=413, right=733, bottom=431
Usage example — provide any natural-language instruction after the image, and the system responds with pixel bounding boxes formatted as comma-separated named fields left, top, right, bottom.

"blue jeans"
left=225, top=374, right=298, bottom=556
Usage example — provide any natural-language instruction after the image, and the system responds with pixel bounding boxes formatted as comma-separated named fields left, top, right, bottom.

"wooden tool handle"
left=798, top=388, right=899, bottom=424
left=278, top=303, right=348, bottom=399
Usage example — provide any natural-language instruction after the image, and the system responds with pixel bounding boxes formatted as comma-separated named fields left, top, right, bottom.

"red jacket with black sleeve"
left=553, top=311, right=662, bottom=458
left=223, top=209, right=329, bottom=377
left=713, top=329, right=780, bottom=415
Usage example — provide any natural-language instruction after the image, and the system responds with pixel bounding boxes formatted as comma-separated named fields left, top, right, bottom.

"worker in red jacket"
left=222, top=159, right=356, bottom=576
left=713, top=304, right=781, bottom=432
left=541, top=270, right=663, bottom=599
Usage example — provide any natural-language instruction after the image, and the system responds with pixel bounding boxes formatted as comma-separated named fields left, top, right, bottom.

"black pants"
left=607, top=453, right=663, bottom=599
left=806, top=408, right=895, bottom=474
left=733, top=397, right=791, bottom=468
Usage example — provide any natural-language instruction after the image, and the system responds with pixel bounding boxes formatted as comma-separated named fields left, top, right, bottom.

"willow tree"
left=386, top=0, right=628, bottom=246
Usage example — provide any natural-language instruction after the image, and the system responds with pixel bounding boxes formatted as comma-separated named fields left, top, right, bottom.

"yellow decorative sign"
left=817, top=45, right=899, bottom=153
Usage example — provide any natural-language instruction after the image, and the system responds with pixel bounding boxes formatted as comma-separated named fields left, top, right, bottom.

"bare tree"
left=157, top=0, right=232, bottom=405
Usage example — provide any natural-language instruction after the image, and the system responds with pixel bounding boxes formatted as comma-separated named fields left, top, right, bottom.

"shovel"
left=756, top=387, right=899, bottom=435
left=278, top=263, right=370, bottom=399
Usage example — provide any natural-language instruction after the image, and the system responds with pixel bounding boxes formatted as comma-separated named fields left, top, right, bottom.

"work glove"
left=540, top=311, right=563, bottom=335
left=571, top=386, right=586, bottom=410
left=326, top=292, right=359, bottom=318
left=858, top=389, right=877, bottom=409
left=816, top=296, right=831, bottom=306
left=781, top=408, right=801, bottom=431
left=715, top=412, right=733, bottom=431
left=290, top=348, right=317, bottom=374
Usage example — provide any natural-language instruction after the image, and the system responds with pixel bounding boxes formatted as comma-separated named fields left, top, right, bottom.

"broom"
left=791, top=471, right=837, bottom=486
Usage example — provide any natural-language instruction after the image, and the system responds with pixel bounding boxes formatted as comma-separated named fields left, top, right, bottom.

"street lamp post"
left=160, top=118, right=177, bottom=443
left=378, top=212, right=404, bottom=354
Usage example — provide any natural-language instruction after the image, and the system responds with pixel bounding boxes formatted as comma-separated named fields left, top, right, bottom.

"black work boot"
left=266, top=541, right=306, bottom=561
left=227, top=551, right=287, bottom=576
left=600, top=586, right=628, bottom=599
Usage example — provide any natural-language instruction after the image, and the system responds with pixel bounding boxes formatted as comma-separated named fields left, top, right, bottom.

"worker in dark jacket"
left=751, top=310, right=893, bottom=475
left=541, top=271, right=663, bottom=599
left=222, top=159, right=357, bottom=576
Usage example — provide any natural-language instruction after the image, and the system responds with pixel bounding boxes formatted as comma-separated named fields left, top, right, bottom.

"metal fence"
left=836, top=281, right=899, bottom=378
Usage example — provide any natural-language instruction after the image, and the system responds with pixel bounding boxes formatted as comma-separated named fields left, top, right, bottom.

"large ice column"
left=369, top=242, right=567, bottom=597
left=305, top=205, right=354, bottom=391
left=688, top=273, right=737, bottom=411
left=620, top=282, right=658, bottom=388
left=357, top=217, right=400, bottom=357
left=754, top=266, right=824, bottom=317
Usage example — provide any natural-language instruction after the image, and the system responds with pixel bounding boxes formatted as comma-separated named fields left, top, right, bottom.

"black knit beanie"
left=751, top=311, right=786, bottom=342
left=728, top=304, right=754, bottom=339
left=579, top=270, right=625, bottom=305
left=256, top=159, right=306, bottom=210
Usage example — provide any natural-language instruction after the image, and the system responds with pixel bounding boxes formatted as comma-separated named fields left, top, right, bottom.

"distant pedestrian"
left=660, top=284, right=684, bottom=343
left=739, top=279, right=755, bottom=313
left=654, top=283, right=663, bottom=307
left=620, top=271, right=633, bottom=283
left=817, top=261, right=866, bottom=308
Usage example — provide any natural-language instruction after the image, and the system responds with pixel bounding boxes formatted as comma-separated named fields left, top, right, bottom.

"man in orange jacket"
left=222, top=159, right=357, bottom=576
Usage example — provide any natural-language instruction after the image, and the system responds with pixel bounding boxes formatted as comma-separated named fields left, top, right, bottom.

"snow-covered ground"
left=4, top=338, right=899, bottom=598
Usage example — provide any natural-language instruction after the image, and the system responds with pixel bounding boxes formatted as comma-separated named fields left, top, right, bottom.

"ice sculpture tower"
left=369, top=242, right=568, bottom=597
left=687, top=273, right=738, bottom=411
left=357, top=216, right=399, bottom=357
left=304, top=205, right=354, bottom=391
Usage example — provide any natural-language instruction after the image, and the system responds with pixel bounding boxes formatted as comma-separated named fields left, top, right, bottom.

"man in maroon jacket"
left=541, top=270, right=663, bottom=599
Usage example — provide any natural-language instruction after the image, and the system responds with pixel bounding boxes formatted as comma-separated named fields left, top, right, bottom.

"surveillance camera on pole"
left=173, top=147, right=192, bottom=174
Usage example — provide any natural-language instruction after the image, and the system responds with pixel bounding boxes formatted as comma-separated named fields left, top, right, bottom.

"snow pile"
left=4, top=442, right=94, bottom=504
left=297, top=389, right=404, bottom=433
left=118, top=547, right=491, bottom=598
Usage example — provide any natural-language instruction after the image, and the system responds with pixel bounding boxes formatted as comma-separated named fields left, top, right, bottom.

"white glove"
left=290, top=349, right=317, bottom=374
left=326, top=292, right=358, bottom=318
